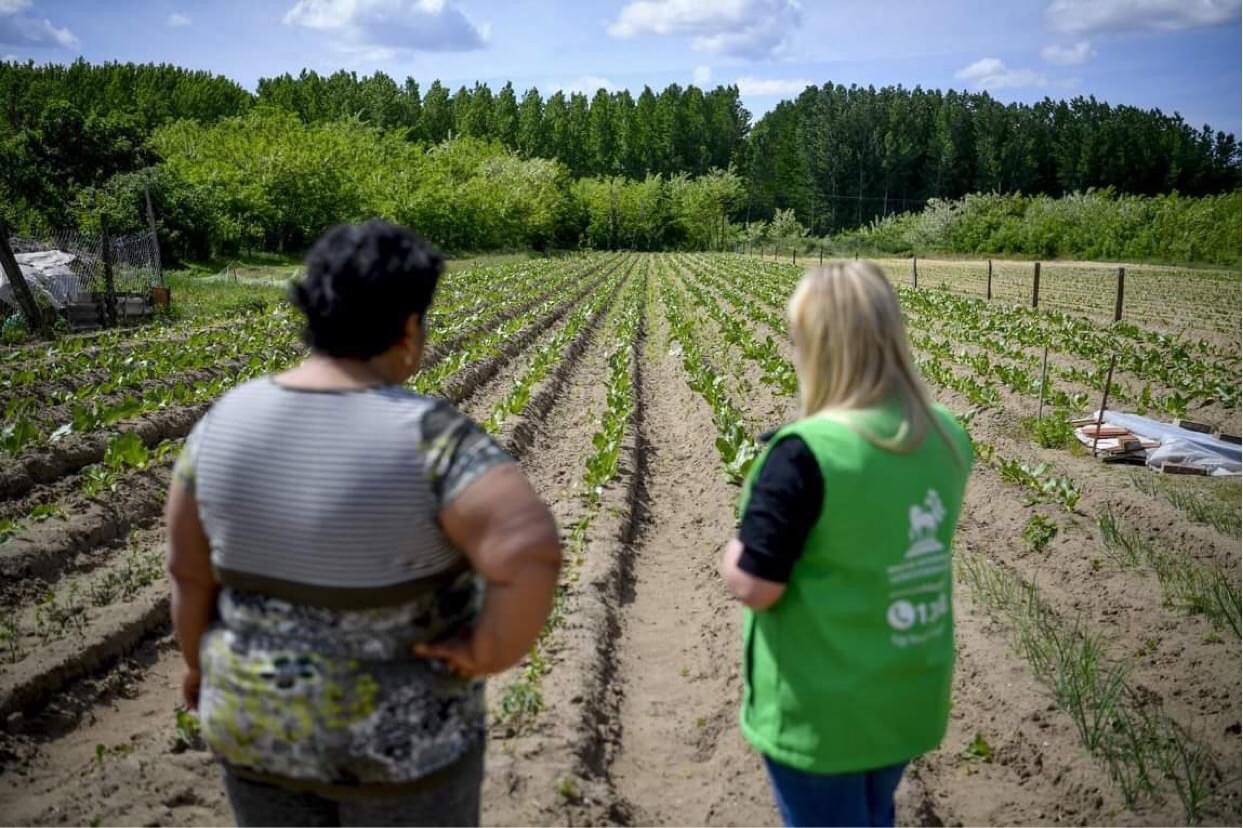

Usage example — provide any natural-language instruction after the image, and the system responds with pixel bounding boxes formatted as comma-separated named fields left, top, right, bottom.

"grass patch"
left=1097, top=508, right=1240, bottom=637
left=958, top=551, right=1220, bottom=822
left=1128, top=472, right=1241, bottom=537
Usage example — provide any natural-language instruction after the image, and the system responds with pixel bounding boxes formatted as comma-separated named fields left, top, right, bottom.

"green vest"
left=738, top=403, right=972, bottom=774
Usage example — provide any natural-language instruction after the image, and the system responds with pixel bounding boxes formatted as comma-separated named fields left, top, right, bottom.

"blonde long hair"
left=788, top=260, right=958, bottom=460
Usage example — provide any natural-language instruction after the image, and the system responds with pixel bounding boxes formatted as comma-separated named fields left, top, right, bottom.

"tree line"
left=0, top=59, right=1238, bottom=260
left=747, top=85, right=1240, bottom=234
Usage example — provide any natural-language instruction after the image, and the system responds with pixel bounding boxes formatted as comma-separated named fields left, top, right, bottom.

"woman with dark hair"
left=165, top=220, right=561, bottom=826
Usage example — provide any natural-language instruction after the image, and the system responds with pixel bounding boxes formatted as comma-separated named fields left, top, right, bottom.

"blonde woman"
left=721, top=261, right=972, bottom=827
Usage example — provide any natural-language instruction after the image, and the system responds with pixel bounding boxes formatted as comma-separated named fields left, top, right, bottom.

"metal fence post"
left=986, top=258, right=992, bottom=300
left=1114, top=266, right=1125, bottom=322
left=1031, top=261, right=1041, bottom=309
left=0, top=220, right=46, bottom=334
left=101, top=217, right=118, bottom=328
left=912, top=256, right=918, bottom=289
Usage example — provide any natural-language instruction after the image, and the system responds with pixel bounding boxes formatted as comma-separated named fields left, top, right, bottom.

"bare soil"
left=0, top=253, right=1238, bottom=827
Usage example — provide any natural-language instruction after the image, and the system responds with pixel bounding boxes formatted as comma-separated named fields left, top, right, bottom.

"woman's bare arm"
left=165, top=479, right=218, bottom=709
left=418, top=463, right=562, bottom=676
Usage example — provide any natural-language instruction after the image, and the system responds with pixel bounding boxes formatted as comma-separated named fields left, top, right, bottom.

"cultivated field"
left=0, top=253, right=1239, bottom=826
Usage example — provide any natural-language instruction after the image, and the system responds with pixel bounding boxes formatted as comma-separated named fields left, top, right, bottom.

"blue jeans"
left=763, top=756, right=907, bottom=827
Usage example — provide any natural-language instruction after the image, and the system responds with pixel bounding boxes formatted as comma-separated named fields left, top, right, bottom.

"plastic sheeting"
left=1079, top=410, right=1241, bottom=477
left=0, top=250, right=83, bottom=310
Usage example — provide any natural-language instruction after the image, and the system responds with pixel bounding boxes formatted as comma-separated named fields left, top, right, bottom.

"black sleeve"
left=737, top=435, right=824, bottom=584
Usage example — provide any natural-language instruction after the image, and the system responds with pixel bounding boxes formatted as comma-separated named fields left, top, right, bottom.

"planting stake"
left=1032, top=261, right=1041, bottom=309
left=1091, top=354, right=1118, bottom=458
left=912, top=256, right=918, bottom=289
left=1038, top=345, right=1049, bottom=421
left=986, top=258, right=992, bottom=300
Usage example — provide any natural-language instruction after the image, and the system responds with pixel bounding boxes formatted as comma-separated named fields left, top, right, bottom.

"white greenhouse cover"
left=0, top=250, right=82, bottom=310
left=1079, top=410, right=1241, bottom=477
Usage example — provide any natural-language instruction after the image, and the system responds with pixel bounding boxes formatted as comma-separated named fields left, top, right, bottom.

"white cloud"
left=692, top=64, right=712, bottom=86
left=734, top=76, right=811, bottom=96
left=608, top=0, right=801, bottom=60
left=167, top=12, right=191, bottom=28
left=955, top=57, right=1048, bottom=90
left=283, top=0, right=488, bottom=54
left=1041, top=40, right=1094, bottom=65
left=0, top=0, right=77, bottom=49
left=550, top=75, right=616, bottom=95
left=1047, top=0, right=1239, bottom=35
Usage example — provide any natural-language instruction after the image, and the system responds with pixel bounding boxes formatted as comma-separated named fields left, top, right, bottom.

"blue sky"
left=2, top=0, right=1239, bottom=135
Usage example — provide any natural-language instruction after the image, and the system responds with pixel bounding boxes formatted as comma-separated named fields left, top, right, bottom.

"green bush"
left=834, top=190, right=1241, bottom=266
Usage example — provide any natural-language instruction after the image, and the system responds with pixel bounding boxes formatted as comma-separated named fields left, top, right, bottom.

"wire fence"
left=9, top=226, right=163, bottom=300
left=2, top=225, right=164, bottom=329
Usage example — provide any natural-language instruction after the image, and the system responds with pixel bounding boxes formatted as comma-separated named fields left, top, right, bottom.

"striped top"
left=174, top=378, right=512, bottom=791
left=178, top=377, right=508, bottom=605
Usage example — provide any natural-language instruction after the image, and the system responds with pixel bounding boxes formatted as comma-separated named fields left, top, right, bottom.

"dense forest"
left=0, top=59, right=1238, bottom=260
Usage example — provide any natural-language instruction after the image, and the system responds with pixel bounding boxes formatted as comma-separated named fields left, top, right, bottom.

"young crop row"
left=898, top=288, right=1237, bottom=411
left=740, top=255, right=1239, bottom=362
left=657, top=261, right=757, bottom=483
left=425, top=256, right=610, bottom=350
left=483, top=267, right=624, bottom=435
left=0, top=308, right=303, bottom=457
left=497, top=267, right=645, bottom=727
left=958, top=549, right=1220, bottom=823
left=674, top=266, right=796, bottom=397
left=695, top=255, right=1234, bottom=421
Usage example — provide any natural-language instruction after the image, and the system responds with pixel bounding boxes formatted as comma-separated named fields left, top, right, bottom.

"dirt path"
left=607, top=284, right=777, bottom=826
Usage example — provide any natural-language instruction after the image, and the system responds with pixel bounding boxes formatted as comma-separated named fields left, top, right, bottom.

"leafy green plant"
left=0, top=417, right=40, bottom=454
left=964, top=732, right=994, bottom=762
left=1022, top=515, right=1058, bottom=553
left=1024, top=411, right=1075, bottom=449
left=172, top=707, right=205, bottom=752
left=105, top=432, right=151, bottom=471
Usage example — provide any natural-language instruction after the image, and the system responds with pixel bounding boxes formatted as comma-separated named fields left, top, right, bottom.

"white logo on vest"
left=885, top=489, right=951, bottom=645
left=905, top=489, right=946, bottom=558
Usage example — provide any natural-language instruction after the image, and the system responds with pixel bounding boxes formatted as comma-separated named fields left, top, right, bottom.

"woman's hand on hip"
left=182, top=668, right=202, bottom=710
left=414, top=629, right=498, bottom=678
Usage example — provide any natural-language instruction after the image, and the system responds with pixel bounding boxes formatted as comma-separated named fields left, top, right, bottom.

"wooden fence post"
left=819, top=247, right=823, bottom=265
left=986, top=259, right=992, bottom=300
left=1031, top=261, right=1041, bottom=309
left=912, top=256, right=918, bottom=289
left=1114, top=267, right=1125, bottom=322
left=100, top=216, right=117, bottom=328
left=0, top=220, right=46, bottom=334
left=792, top=249, right=796, bottom=265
